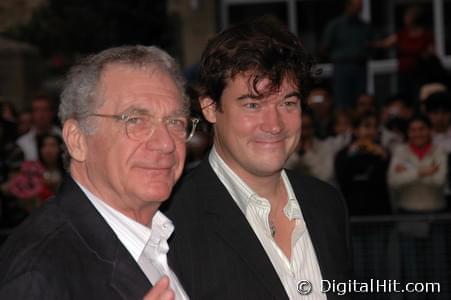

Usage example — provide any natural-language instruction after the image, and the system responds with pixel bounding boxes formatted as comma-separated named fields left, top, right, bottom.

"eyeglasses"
left=88, top=113, right=200, bottom=142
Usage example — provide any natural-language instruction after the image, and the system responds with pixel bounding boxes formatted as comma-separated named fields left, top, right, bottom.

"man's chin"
left=249, top=161, right=286, bottom=177
left=130, top=181, right=174, bottom=202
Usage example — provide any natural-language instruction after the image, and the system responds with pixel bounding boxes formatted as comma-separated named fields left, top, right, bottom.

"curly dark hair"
left=197, top=16, right=315, bottom=108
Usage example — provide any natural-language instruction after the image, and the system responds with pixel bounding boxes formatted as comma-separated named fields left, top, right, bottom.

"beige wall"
left=0, top=1, right=45, bottom=110
left=0, top=0, right=46, bottom=32
left=169, top=0, right=217, bottom=67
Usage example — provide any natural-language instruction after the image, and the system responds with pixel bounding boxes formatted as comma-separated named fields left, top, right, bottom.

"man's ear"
left=199, top=97, right=217, bottom=124
left=62, top=119, right=88, bottom=162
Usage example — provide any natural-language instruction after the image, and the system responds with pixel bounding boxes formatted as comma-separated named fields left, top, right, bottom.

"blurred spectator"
left=354, top=93, right=377, bottom=119
left=424, top=91, right=451, bottom=204
left=0, top=100, right=17, bottom=123
left=331, top=109, right=353, bottom=150
left=285, top=109, right=335, bottom=184
left=16, top=95, right=61, bottom=161
left=335, top=113, right=391, bottom=215
left=5, top=161, right=47, bottom=213
left=37, top=134, right=66, bottom=196
left=4, top=134, right=65, bottom=214
left=388, top=115, right=447, bottom=213
left=416, top=55, right=450, bottom=96
left=375, top=5, right=435, bottom=100
left=333, top=109, right=353, bottom=139
left=424, top=91, right=451, bottom=154
left=306, top=85, right=334, bottom=139
left=388, top=115, right=448, bottom=292
left=322, top=0, right=373, bottom=109
left=381, top=93, right=414, bottom=152
left=16, top=110, right=33, bottom=136
left=419, top=82, right=447, bottom=105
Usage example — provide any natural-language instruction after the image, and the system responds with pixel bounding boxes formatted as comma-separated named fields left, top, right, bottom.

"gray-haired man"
left=0, top=45, right=198, bottom=300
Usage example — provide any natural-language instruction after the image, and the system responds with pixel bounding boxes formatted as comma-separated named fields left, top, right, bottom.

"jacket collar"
left=56, top=176, right=151, bottom=299
left=195, top=160, right=289, bottom=300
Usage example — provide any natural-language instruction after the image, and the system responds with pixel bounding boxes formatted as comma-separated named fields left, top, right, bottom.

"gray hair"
left=58, top=45, right=188, bottom=134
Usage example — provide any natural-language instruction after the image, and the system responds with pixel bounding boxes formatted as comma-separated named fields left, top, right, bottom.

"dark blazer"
left=0, top=176, right=151, bottom=299
left=167, top=159, right=352, bottom=300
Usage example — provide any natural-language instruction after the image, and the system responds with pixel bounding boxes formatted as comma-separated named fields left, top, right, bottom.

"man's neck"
left=235, top=168, right=285, bottom=202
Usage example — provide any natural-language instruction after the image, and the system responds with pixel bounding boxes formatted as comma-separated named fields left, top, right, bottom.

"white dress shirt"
left=209, top=148, right=326, bottom=299
left=76, top=181, right=189, bottom=300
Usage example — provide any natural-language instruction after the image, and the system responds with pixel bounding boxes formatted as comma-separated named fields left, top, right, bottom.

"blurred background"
left=0, top=0, right=450, bottom=299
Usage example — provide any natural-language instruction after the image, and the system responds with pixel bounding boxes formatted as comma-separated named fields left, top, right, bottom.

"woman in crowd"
left=388, top=115, right=448, bottom=291
left=388, top=114, right=447, bottom=213
left=36, top=134, right=66, bottom=198
left=6, top=134, right=65, bottom=212
left=376, top=5, right=435, bottom=99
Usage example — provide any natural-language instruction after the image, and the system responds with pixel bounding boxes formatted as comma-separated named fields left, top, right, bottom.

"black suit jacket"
left=167, top=159, right=352, bottom=300
left=0, top=176, right=151, bottom=299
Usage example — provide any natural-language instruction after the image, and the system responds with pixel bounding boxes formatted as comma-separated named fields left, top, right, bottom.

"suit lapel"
left=198, top=162, right=289, bottom=300
left=57, top=176, right=151, bottom=299
left=110, top=245, right=151, bottom=299
left=286, top=171, right=333, bottom=281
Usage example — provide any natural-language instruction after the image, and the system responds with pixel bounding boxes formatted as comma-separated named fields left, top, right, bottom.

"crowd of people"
left=0, top=96, right=66, bottom=227
left=291, top=0, right=451, bottom=217
left=282, top=85, right=451, bottom=216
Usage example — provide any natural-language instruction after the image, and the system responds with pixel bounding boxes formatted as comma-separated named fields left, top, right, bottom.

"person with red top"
left=376, top=5, right=435, bottom=99
left=388, top=114, right=447, bottom=213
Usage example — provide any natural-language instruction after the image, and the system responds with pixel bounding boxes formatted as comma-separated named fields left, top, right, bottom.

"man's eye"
left=167, top=118, right=187, bottom=128
left=282, top=100, right=300, bottom=108
left=126, top=116, right=145, bottom=125
left=244, top=102, right=259, bottom=109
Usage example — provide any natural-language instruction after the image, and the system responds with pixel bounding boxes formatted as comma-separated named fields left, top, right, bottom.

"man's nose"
left=261, top=107, right=284, bottom=134
left=145, top=123, right=177, bottom=153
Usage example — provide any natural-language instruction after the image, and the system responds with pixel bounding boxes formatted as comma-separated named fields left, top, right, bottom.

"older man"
left=167, top=18, right=351, bottom=299
left=0, top=46, right=198, bottom=299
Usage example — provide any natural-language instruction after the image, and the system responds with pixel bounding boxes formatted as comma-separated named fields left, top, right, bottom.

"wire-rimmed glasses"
left=88, top=112, right=200, bottom=142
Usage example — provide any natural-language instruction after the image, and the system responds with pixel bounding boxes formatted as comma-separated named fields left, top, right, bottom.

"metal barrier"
left=350, top=213, right=451, bottom=300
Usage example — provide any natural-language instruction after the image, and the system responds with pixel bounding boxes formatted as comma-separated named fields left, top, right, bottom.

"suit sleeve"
left=0, top=270, right=69, bottom=300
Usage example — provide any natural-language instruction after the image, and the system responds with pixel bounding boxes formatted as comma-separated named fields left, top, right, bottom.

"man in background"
left=16, top=95, right=61, bottom=160
left=322, top=0, right=373, bottom=109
